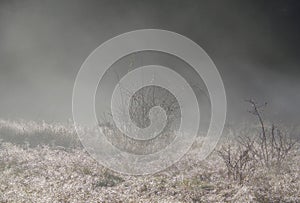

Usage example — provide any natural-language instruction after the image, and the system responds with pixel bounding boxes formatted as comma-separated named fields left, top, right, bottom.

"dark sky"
left=0, top=0, right=299, bottom=124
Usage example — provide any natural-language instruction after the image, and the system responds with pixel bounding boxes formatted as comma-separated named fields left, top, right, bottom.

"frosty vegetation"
left=0, top=102, right=299, bottom=202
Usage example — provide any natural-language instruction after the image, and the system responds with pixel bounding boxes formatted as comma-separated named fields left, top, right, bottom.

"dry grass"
left=0, top=119, right=299, bottom=202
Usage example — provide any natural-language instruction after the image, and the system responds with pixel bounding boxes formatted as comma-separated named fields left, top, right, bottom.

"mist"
left=0, top=0, right=299, bottom=126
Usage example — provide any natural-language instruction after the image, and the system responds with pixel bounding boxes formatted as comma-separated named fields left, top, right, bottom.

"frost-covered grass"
left=0, top=119, right=299, bottom=202
left=0, top=119, right=81, bottom=149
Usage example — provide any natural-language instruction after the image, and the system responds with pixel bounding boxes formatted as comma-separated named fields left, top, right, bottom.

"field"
left=0, top=119, right=299, bottom=202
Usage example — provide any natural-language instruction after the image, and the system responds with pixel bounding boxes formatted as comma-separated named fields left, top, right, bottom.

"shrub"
left=217, top=141, right=256, bottom=184
left=245, top=99, right=298, bottom=168
left=218, top=100, right=298, bottom=184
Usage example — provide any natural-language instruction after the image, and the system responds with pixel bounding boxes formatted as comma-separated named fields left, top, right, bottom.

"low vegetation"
left=0, top=101, right=299, bottom=202
left=218, top=100, right=298, bottom=184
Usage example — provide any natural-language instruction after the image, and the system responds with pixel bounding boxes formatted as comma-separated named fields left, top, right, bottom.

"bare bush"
left=246, top=99, right=298, bottom=168
left=98, top=84, right=181, bottom=155
left=217, top=141, right=256, bottom=184
left=218, top=100, right=298, bottom=184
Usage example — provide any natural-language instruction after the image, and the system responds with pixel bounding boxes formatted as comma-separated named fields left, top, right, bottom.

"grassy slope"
left=0, top=120, right=299, bottom=202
